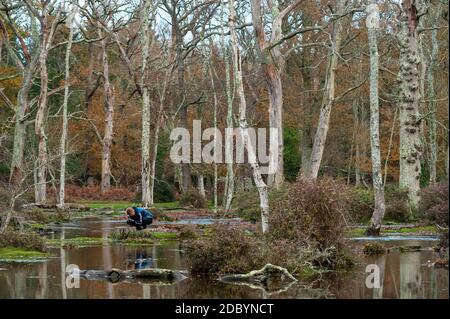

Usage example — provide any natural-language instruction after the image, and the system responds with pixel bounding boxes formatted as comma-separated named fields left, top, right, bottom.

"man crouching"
left=126, top=207, right=153, bottom=230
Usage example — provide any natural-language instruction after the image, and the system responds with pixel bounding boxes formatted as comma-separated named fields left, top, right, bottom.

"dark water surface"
left=0, top=219, right=448, bottom=299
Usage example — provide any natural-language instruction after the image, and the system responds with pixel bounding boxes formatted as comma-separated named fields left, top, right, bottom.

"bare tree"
left=304, top=0, right=346, bottom=180
left=140, top=0, right=154, bottom=207
left=230, top=0, right=269, bottom=232
left=366, top=0, right=386, bottom=235
left=427, top=1, right=442, bottom=184
left=58, top=2, right=77, bottom=209
left=250, top=0, right=303, bottom=189
left=27, top=0, right=62, bottom=204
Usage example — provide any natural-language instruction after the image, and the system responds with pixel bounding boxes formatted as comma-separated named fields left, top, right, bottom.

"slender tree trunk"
left=172, top=13, right=190, bottom=192
left=305, top=0, right=345, bottom=180
left=58, top=5, right=76, bottom=209
left=366, top=2, right=386, bottom=235
left=299, top=55, right=318, bottom=176
left=140, top=0, right=152, bottom=207
left=398, top=0, right=422, bottom=208
left=99, top=29, right=114, bottom=194
left=197, top=174, right=206, bottom=198
left=250, top=0, right=285, bottom=189
left=427, top=2, right=441, bottom=184
left=230, top=0, right=269, bottom=232
left=9, top=53, right=39, bottom=186
left=208, top=60, right=219, bottom=213
left=35, top=12, right=51, bottom=205
left=223, top=46, right=234, bottom=211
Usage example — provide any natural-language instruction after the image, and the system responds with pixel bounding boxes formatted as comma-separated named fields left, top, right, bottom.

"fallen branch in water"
left=219, top=264, right=298, bottom=285
left=77, top=268, right=187, bottom=283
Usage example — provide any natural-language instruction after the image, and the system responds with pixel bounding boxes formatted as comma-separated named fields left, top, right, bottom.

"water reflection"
left=0, top=220, right=448, bottom=299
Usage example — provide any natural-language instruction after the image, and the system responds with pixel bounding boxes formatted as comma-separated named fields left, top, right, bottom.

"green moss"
left=346, top=225, right=439, bottom=238
left=149, top=232, right=178, bottom=240
left=0, top=247, right=49, bottom=261
left=384, top=225, right=438, bottom=234
left=109, top=229, right=179, bottom=245
left=47, top=236, right=108, bottom=248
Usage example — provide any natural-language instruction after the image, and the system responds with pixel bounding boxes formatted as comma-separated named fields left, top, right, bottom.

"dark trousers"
left=127, top=218, right=153, bottom=230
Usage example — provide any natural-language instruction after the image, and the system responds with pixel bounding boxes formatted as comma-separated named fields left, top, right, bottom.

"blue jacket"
left=129, top=207, right=153, bottom=225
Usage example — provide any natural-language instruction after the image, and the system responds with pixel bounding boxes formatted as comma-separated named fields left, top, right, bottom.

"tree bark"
left=250, top=0, right=302, bottom=189
left=366, top=1, right=386, bottom=235
left=35, top=6, right=60, bottom=204
left=140, top=0, right=152, bottom=207
left=230, top=0, right=269, bottom=233
left=305, top=0, right=345, bottom=180
left=223, top=32, right=234, bottom=212
left=58, top=5, right=76, bottom=209
left=398, top=0, right=422, bottom=208
left=99, top=28, right=114, bottom=194
left=9, top=52, right=39, bottom=186
left=427, top=2, right=441, bottom=184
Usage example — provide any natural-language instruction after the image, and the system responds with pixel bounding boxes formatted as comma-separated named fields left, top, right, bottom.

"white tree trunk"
left=208, top=60, right=219, bottom=214
left=34, top=8, right=55, bottom=204
left=230, top=0, right=269, bottom=232
left=366, top=2, right=386, bottom=235
left=9, top=53, right=39, bottom=186
left=427, top=2, right=441, bottom=184
left=250, top=0, right=287, bottom=189
left=223, top=48, right=235, bottom=211
left=58, top=5, right=76, bottom=209
left=222, top=8, right=234, bottom=211
left=140, top=0, right=152, bottom=207
left=305, top=0, right=345, bottom=180
left=398, top=0, right=422, bottom=208
left=99, top=28, right=114, bottom=194
left=197, top=174, right=206, bottom=198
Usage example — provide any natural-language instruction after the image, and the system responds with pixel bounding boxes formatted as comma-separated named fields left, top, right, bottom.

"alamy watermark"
left=66, top=264, right=80, bottom=289
left=365, top=264, right=381, bottom=289
left=169, top=120, right=279, bottom=174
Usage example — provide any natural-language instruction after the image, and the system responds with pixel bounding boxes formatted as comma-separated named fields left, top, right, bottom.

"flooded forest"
left=0, top=0, right=448, bottom=299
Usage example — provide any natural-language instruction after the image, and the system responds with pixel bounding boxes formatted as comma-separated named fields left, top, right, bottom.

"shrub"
left=347, top=187, right=374, bottom=223
left=185, top=224, right=264, bottom=275
left=179, top=225, right=199, bottom=240
left=233, top=189, right=260, bottom=222
left=419, top=180, right=449, bottom=227
left=0, top=230, right=47, bottom=252
left=419, top=181, right=449, bottom=248
left=153, top=180, right=176, bottom=203
left=363, top=242, right=386, bottom=256
left=270, top=178, right=351, bottom=252
left=384, top=186, right=411, bottom=222
left=179, top=188, right=206, bottom=208
left=233, top=187, right=288, bottom=222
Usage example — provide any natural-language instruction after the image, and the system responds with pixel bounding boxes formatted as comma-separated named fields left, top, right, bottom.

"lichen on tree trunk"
left=366, top=1, right=386, bottom=235
left=397, top=0, right=423, bottom=208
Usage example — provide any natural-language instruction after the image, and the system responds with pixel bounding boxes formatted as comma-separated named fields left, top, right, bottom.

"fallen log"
left=219, top=263, right=297, bottom=289
left=78, top=268, right=187, bottom=283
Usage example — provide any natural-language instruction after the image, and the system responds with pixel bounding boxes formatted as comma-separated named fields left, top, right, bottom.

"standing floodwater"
left=0, top=219, right=448, bottom=299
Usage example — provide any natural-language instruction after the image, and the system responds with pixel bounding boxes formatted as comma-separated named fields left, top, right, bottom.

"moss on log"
left=219, top=264, right=297, bottom=284
left=79, top=268, right=186, bottom=283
